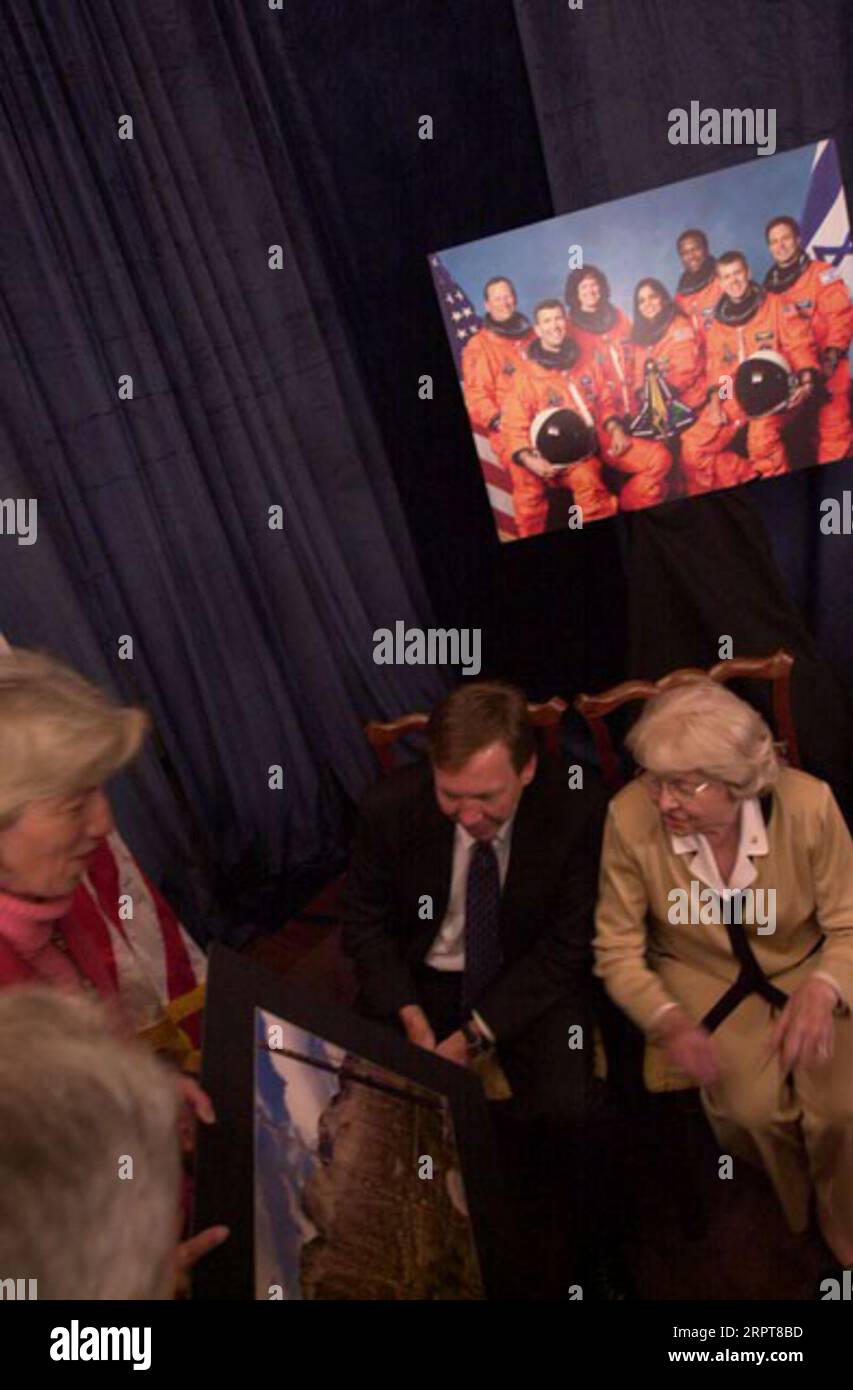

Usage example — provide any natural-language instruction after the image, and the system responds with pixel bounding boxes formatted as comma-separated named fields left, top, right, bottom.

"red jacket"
left=0, top=834, right=205, bottom=1055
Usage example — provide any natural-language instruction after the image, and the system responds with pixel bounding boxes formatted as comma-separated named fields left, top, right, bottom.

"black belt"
left=701, top=920, right=824, bottom=1034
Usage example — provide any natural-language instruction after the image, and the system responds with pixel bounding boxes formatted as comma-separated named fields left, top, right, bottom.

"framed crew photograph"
left=192, top=946, right=512, bottom=1300
left=430, top=138, right=853, bottom=543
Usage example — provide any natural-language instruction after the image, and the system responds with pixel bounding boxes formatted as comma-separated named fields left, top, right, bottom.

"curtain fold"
left=0, top=0, right=447, bottom=943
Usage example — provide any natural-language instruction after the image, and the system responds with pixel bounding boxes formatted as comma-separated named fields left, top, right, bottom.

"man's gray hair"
left=0, top=987, right=180, bottom=1299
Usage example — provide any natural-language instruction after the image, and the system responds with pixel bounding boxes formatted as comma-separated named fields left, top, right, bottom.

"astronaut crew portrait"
left=436, top=139, right=853, bottom=541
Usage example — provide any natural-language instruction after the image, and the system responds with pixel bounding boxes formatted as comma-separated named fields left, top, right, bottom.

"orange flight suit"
left=567, top=306, right=635, bottom=416
left=765, top=258, right=853, bottom=464
left=628, top=312, right=708, bottom=412
left=461, top=322, right=534, bottom=469
left=675, top=276, right=723, bottom=340
left=681, top=289, right=820, bottom=495
left=502, top=346, right=670, bottom=534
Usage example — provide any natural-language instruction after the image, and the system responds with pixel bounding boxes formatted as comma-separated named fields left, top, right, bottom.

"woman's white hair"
left=0, top=987, right=180, bottom=1299
left=626, top=678, right=780, bottom=800
left=0, top=649, right=147, bottom=827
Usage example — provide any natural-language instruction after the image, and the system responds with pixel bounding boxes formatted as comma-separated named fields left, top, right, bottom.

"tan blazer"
left=594, top=768, right=853, bottom=1035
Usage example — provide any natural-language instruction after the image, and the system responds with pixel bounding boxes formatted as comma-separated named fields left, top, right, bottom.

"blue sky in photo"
left=436, top=144, right=820, bottom=321
left=254, top=1007, right=341, bottom=1300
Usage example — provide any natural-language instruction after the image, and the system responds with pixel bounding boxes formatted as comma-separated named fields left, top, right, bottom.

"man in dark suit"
left=342, top=681, right=617, bottom=1294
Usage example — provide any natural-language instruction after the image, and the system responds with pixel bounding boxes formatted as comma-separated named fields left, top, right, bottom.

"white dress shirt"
left=424, top=815, right=515, bottom=1039
left=425, top=815, right=514, bottom=969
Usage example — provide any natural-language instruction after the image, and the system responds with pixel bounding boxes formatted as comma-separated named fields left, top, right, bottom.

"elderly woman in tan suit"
left=594, top=679, right=853, bottom=1267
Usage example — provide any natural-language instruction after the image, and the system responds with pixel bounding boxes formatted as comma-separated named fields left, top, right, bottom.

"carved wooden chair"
left=576, top=650, right=799, bottom=801
left=364, top=696, right=568, bottom=772
left=291, top=697, right=568, bottom=956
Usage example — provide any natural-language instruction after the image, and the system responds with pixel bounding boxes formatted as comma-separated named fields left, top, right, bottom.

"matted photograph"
left=253, top=1006, right=484, bottom=1300
left=192, top=946, right=509, bottom=1301
left=430, top=138, right=853, bottom=542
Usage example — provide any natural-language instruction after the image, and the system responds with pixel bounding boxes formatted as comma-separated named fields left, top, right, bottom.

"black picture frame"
left=192, top=945, right=514, bottom=1300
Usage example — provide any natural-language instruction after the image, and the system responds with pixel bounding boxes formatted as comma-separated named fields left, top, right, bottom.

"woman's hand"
left=657, top=1008, right=721, bottom=1086
left=171, top=1074, right=226, bottom=1297
left=173, top=1225, right=230, bottom=1299
left=769, top=977, right=837, bottom=1071
left=175, top=1073, right=216, bottom=1154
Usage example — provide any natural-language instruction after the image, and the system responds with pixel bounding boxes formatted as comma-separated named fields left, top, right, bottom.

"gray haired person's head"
left=626, top=678, right=780, bottom=799
left=0, top=648, right=147, bottom=830
left=0, top=987, right=180, bottom=1299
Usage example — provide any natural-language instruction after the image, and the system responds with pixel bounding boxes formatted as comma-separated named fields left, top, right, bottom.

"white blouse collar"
left=669, top=797, right=768, bottom=893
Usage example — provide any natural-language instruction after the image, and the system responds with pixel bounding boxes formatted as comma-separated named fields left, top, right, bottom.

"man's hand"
left=519, top=449, right=562, bottom=481
left=769, top=977, right=837, bottom=1071
left=606, top=423, right=630, bottom=458
left=788, top=379, right=813, bottom=411
left=657, top=1008, right=721, bottom=1087
left=399, top=1004, right=436, bottom=1051
left=435, top=1029, right=470, bottom=1068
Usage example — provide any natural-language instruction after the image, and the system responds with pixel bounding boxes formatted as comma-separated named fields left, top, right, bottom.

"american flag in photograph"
left=429, top=255, right=518, bottom=541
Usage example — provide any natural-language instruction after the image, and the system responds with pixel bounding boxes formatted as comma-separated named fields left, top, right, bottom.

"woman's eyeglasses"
left=634, top=769, right=710, bottom=802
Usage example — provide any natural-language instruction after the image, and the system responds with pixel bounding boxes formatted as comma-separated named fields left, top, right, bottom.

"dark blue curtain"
left=241, top=0, right=630, bottom=704
left=0, top=1, right=447, bottom=943
left=2, top=0, right=852, bottom=945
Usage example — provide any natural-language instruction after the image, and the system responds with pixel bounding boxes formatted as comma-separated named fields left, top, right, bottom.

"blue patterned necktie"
left=462, top=839, right=502, bottom=1012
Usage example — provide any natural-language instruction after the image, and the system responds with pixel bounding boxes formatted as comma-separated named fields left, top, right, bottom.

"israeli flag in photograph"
left=801, top=139, right=853, bottom=300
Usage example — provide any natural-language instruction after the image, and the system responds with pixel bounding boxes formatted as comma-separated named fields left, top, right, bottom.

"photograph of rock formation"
left=254, top=1007, right=485, bottom=1300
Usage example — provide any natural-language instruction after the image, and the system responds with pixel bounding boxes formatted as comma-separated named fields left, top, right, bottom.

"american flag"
left=429, top=254, right=518, bottom=541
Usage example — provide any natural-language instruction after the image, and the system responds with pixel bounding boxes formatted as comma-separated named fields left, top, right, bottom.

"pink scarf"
left=0, top=889, right=79, bottom=987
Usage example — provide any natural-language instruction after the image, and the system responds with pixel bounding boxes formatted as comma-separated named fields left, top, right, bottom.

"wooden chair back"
left=574, top=650, right=799, bottom=794
left=364, top=697, right=568, bottom=773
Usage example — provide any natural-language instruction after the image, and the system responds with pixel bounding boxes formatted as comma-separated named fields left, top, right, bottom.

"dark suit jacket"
left=341, top=757, right=607, bottom=1043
